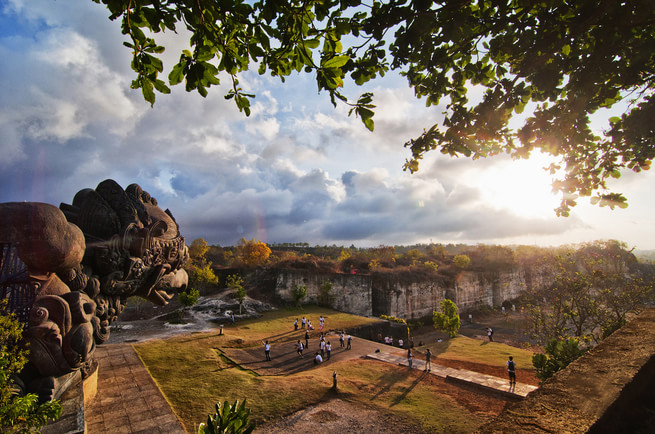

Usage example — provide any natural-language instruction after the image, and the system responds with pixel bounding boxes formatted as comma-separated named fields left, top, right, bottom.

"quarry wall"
left=272, top=266, right=553, bottom=318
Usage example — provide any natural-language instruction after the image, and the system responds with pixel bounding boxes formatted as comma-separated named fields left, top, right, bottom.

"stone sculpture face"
left=60, top=179, right=189, bottom=345
left=0, top=179, right=189, bottom=400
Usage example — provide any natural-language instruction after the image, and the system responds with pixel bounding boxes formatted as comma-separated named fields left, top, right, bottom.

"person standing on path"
left=507, top=356, right=516, bottom=386
left=332, top=370, right=338, bottom=390
left=407, top=348, right=413, bottom=369
left=320, top=339, right=326, bottom=358
left=302, top=316, right=306, bottom=329
left=263, top=341, right=271, bottom=361
left=305, top=329, right=310, bottom=349
left=297, top=340, right=304, bottom=357
left=425, top=349, right=432, bottom=371
left=346, top=334, right=352, bottom=350
left=294, top=318, right=298, bottom=330
left=339, top=332, right=345, bottom=348
left=487, top=328, right=494, bottom=342
left=326, top=341, right=332, bottom=360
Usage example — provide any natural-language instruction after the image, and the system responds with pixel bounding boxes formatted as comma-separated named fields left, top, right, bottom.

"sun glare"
left=471, top=153, right=561, bottom=218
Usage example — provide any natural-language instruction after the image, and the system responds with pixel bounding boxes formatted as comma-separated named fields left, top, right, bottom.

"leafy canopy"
left=433, top=299, right=461, bottom=338
left=94, top=0, right=655, bottom=214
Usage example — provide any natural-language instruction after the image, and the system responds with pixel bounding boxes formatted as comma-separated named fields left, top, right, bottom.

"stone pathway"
left=85, top=344, right=186, bottom=434
left=366, top=352, right=537, bottom=398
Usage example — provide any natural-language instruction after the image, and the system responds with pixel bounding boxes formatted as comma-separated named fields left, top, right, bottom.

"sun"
left=472, top=152, right=561, bottom=218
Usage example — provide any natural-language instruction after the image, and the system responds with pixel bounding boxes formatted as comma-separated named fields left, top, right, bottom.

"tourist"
left=339, top=331, right=345, bottom=348
left=314, top=352, right=323, bottom=365
left=425, top=349, right=432, bottom=371
left=308, top=320, right=314, bottom=330
left=263, top=340, right=271, bottom=361
left=302, top=316, right=306, bottom=328
left=297, top=340, right=304, bottom=357
left=332, top=370, right=338, bottom=390
left=399, top=338, right=404, bottom=348
left=326, top=341, right=332, bottom=360
left=294, top=318, right=298, bottom=330
left=507, top=356, right=516, bottom=386
left=407, top=348, right=413, bottom=369
left=390, top=336, right=394, bottom=347
left=305, top=329, right=310, bottom=349
left=346, top=334, right=352, bottom=350
left=487, top=328, right=494, bottom=342
left=320, top=339, right=326, bottom=358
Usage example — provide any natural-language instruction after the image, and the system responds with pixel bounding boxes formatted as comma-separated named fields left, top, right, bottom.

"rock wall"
left=371, top=276, right=446, bottom=319
left=455, top=268, right=553, bottom=311
left=274, top=271, right=373, bottom=316
left=273, top=266, right=553, bottom=318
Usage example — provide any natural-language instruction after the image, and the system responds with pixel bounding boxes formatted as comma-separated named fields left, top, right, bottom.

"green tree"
left=1, top=302, right=62, bottom=433
left=94, top=0, right=655, bottom=214
left=185, top=238, right=219, bottom=295
left=198, top=399, right=255, bottom=434
left=432, top=299, right=461, bottom=338
left=524, top=242, right=652, bottom=345
left=226, top=275, right=246, bottom=315
left=292, top=284, right=307, bottom=308
left=318, top=281, right=334, bottom=307
left=532, top=338, right=586, bottom=383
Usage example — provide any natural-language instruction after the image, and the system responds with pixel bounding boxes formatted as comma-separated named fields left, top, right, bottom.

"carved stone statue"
left=0, top=180, right=189, bottom=401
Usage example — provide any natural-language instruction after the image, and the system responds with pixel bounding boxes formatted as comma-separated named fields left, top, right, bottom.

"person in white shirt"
left=263, top=340, right=271, bottom=361
left=314, top=352, right=323, bottom=365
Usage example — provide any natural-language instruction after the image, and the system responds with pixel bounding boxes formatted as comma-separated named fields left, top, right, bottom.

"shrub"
left=453, top=254, right=471, bottom=269
left=1, top=301, right=62, bottom=432
left=198, top=399, right=255, bottom=434
left=532, top=338, right=586, bottom=383
left=179, top=288, right=200, bottom=307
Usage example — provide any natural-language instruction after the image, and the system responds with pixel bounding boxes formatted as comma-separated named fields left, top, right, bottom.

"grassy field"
left=134, top=307, right=536, bottom=432
left=424, top=336, right=535, bottom=369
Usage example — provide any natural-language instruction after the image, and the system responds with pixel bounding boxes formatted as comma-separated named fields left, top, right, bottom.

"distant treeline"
left=202, top=239, right=650, bottom=278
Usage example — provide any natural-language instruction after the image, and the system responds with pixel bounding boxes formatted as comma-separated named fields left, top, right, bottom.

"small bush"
left=179, top=288, right=200, bottom=307
left=532, top=338, right=586, bottom=383
left=198, top=399, right=255, bottom=434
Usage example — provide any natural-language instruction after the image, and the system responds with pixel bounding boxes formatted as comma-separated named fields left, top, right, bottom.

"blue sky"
left=2, top=1, right=655, bottom=249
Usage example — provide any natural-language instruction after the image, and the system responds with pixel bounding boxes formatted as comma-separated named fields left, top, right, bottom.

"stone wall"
left=273, top=266, right=553, bottom=318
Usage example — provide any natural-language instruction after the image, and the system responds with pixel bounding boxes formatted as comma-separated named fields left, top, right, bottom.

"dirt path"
left=258, top=398, right=425, bottom=433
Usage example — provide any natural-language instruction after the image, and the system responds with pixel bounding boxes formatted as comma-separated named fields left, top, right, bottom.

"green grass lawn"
left=134, top=307, right=536, bottom=432
left=424, top=335, right=535, bottom=369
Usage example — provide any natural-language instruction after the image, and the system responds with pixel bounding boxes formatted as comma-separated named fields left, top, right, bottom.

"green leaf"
left=169, top=63, right=186, bottom=85
left=141, top=77, right=156, bottom=106
left=304, top=39, right=320, bottom=49
left=322, top=55, right=350, bottom=69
